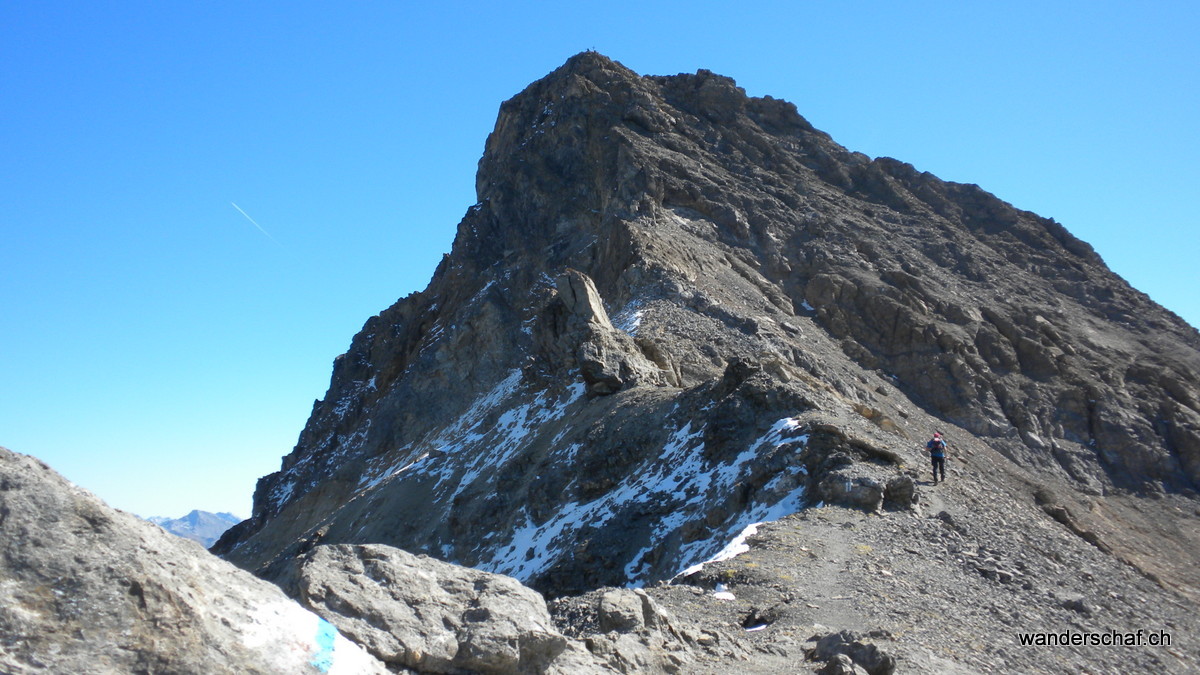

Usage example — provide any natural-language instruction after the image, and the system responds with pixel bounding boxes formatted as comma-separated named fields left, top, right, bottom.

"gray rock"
left=286, top=546, right=696, bottom=674
left=556, top=268, right=614, bottom=330
left=0, top=447, right=387, bottom=675
left=597, top=588, right=677, bottom=635
left=554, top=269, right=677, bottom=395
left=550, top=587, right=699, bottom=674
left=817, top=469, right=885, bottom=512
left=1058, top=592, right=1092, bottom=615
left=883, top=476, right=917, bottom=509
left=818, top=653, right=869, bottom=675
left=814, top=630, right=896, bottom=675
left=289, top=543, right=569, bottom=674
left=598, top=589, right=648, bottom=633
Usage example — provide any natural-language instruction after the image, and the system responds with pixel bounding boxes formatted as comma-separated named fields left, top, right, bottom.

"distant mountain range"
left=147, top=510, right=240, bottom=548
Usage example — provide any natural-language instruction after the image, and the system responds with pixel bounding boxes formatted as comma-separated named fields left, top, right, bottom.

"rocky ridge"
left=216, top=51, right=1199, bottom=596
left=203, top=52, right=1200, bottom=673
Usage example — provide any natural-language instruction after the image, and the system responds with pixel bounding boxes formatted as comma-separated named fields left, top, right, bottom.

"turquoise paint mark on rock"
left=311, top=618, right=338, bottom=672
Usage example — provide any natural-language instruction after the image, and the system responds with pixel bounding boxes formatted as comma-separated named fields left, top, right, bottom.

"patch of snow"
left=239, top=601, right=380, bottom=674
left=613, top=298, right=647, bottom=334
left=801, top=300, right=815, bottom=311
left=557, top=442, right=583, bottom=462
left=352, top=369, right=525, bottom=492
left=677, top=522, right=762, bottom=579
left=619, top=311, right=644, bottom=334
left=463, top=278, right=492, bottom=307
left=333, top=377, right=380, bottom=420
left=660, top=420, right=810, bottom=581
left=482, top=416, right=808, bottom=584
left=359, top=451, right=432, bottom=493
left=267, top=481, right=295, bottom=513
left=440, top=382, right=585, bottom=498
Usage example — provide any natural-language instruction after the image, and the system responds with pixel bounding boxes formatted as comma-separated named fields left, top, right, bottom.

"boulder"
left=816, top=469, right=886, bottom=512
left=0, top=447, right=386, bottom=675
left=556, top=268, right=614, bottom=329
left=289, top=543, right=573, bottom=674
left=597, top=588, right=677, bottom=635
left=550, top=587, right=700, bottom=674
left=818, top=653, right=869, bottom=675
left=813, top=630, right=896, bottom=675
left=883, top=475, right=917, bottom=509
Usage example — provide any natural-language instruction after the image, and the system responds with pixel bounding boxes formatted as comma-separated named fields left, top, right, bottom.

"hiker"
left=927, top=432, right=947, bottom=483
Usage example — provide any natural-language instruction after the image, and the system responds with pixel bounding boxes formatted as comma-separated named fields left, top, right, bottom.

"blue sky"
left=2, top=2, right=1196, bottom=519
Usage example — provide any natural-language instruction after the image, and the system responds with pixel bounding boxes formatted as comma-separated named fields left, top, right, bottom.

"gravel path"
left=631, top=466, right=1199, bottom=674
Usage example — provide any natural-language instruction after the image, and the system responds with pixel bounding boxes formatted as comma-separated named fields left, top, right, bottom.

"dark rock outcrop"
left=812, top=631, right=896, bottom=675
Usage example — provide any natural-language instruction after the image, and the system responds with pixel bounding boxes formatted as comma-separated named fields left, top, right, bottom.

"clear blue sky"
left=2, top=2, right=1196, bottom=519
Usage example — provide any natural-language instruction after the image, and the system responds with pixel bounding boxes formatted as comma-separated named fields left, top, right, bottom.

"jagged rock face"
left=215, top=52, right=1200, bottom=597
left=0, top=447, right=387, bottom=675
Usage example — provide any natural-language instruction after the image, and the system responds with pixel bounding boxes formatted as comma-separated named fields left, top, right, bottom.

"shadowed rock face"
left=213, top=52, right=1200, bottom=600
left=0, top=447, right=387, bottom=675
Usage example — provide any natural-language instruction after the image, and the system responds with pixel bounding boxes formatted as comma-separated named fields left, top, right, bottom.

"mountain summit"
left=215, top=52, right=1200, bottom=610
left=147, top=509, right=240, bottom=547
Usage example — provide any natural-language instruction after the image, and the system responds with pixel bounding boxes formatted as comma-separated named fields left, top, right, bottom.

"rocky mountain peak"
left=10, top=52, right=1200, bottom=674
left=470, top=51, right=815, bottom=277
left=216, top=53, right=1199, bottom=612
left=147, top=509, right=241, bottom=548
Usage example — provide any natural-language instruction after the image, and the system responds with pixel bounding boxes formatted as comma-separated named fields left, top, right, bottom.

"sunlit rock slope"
left=0, top=446, right=387, bottom=674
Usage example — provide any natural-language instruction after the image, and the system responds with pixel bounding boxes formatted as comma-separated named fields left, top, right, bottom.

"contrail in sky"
left=230, top=202, right=281, bottom=245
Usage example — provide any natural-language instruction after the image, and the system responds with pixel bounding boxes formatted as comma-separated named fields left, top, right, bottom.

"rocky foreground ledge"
left=0, top=446, right=884, bottom=674
left=0, top=447, right=387, bottom=674
left=0, top=445, right=772, bottom=673
left=7, top=444, right=1198, bottom=674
